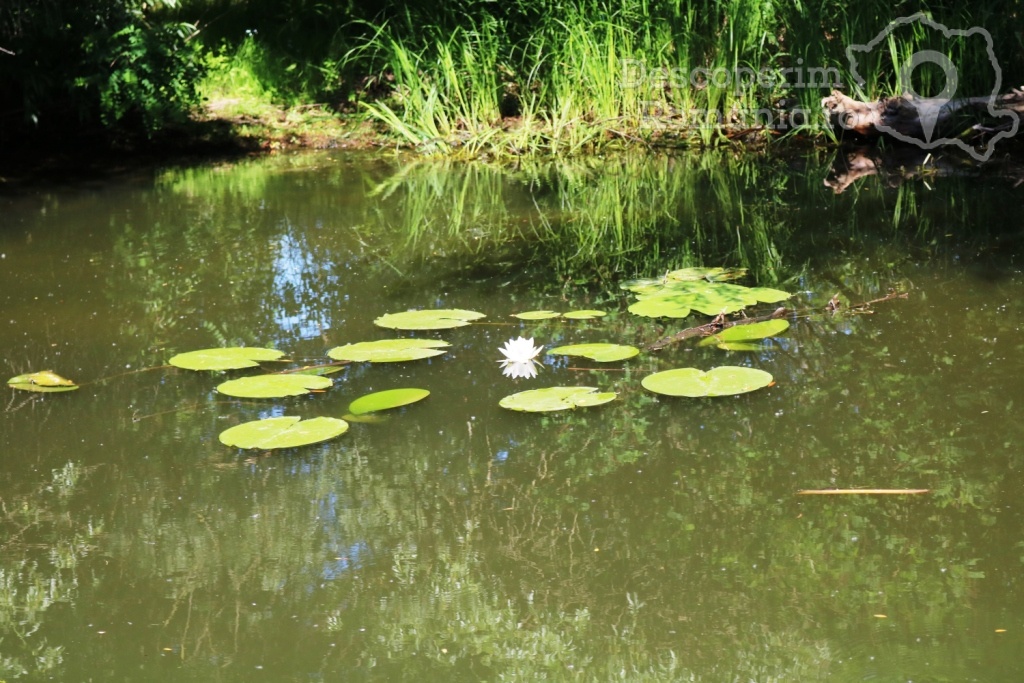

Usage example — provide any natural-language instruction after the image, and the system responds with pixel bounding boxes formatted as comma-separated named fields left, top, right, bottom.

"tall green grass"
left=331, top=0, right=1023, bottom=155
left=172, top=0, right=1024, bottom=155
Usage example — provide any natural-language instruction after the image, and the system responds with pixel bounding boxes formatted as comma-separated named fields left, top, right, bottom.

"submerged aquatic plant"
left=498, top=336, right=544, bottom=378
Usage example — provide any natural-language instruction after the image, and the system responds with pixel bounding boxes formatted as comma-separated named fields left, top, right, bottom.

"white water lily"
left=501, top=360, right=540, bottom=379
left=498, top=336, right=544, bottom=378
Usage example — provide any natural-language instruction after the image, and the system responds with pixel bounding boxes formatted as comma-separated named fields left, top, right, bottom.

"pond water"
left=2, top=148, right=1024, bottom=681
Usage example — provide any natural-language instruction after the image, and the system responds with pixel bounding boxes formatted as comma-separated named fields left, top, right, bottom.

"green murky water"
left=2, top=150, right=1024, bottom=681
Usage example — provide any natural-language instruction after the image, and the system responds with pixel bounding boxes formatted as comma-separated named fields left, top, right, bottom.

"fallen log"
left=821, top=89, right=1024, bottom=143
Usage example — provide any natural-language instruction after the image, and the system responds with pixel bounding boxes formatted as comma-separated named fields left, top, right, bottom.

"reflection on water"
left=1, top=150, right=1024, bottom=681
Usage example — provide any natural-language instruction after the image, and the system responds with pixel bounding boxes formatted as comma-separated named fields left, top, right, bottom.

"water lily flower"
left=498, top=336, right=544, bottom=378
left=501, top=360, right=540, bottom=379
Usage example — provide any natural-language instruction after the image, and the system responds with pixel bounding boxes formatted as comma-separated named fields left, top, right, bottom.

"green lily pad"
left=7, top=371, right=79, bottom=393
left=710, top=342, right=764, bottom=352
left=562, top=310, right=607, bottom=320
left=641, top=366, right=774, bottom=397
left=666, top=267, right=738, bottom=282
left=286, top=364, right=346, bottom=376
left=169, top=347, right=285, bottom=371
left=629, top=280, right=791, bottom=318
left=374, top=308, right=486, bottom=330
left=216, top=374, right=334, bottom=398
left=219, top=416, right=349, bottom=449
left=628, top=296, right=692, bottom=318
left=547, top=343, right=639, bottom=362
left=513, top=310, right=561, bottom=320
left=499, top=386, right=617, bottom=412
left=348, top=388, right=430, bottom=416
left=327, top=339, right=450, bottom=363
left=699, top=319, right=790, bottom=349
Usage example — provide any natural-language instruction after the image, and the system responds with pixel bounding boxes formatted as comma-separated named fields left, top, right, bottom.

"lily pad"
left=513, top=310, right=561, bottom=320
left=169, top=347, right=285, bottom=371
left=628, top=296, right=693, bottom=318
left=219, top=416, right=349, bottom=449
left=629, top=280, right=791, bottom=318
left=499, top=386, right=617, bottom=412
left=699, top=319, right=790, bottom=349
left=348, top=388, right=430, bottom=416
left=641, top=366, right=773, bottom=397
left=374, top=308, right=485, bottom=330
left=286, top=364, right=346, bottom=376
left=666, top=267, right=745, bottom=282
left=547, top=343, right=639, bottom=362
left=216, top=374, right=334, bottom=398
left=7, top=371, right=79, bottom=393
left=327, top=339, right=450, bottom=363
left=562, top=310, right=606, bottom=320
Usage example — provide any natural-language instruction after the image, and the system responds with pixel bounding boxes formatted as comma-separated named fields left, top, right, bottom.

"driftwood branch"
left=646, top=290, right=908, bottom=352
left=821, top=89, right=1024, bottom=141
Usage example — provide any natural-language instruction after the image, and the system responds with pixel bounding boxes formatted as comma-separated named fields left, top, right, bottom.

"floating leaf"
left=348, top=388, right=430, bottom=415
left=327, top=339, right=450, bottom=363
left=547, top=343, right=639, bottom=362
left=699, top=319, right=790, bottom=349
left=641, top=366, right=773, bottom=397
left=513, top=310, right=560, bottom=320
left=562, top=310, right=606, bottom=319
left=169, top=347, right=284, bottom=371
left=499, top=386, right=617, bottom=412
left=7, top=371, right=79, bottom=393
left=219, top=416, right=349, bottom=449
left=667, top=267, right=740, bottom=281
left=628, top=296, right=692, bottom=318
left=285, top=364, right=346, bottom=376
left=216, top=374, right=333, bottom=398
left=709, top=342, right=763, bottom=352
left=374, top=308, right=485, bottom=330
left=629, top=280, right=791, bottom=318
left=620, top=276, right=668, bottom=294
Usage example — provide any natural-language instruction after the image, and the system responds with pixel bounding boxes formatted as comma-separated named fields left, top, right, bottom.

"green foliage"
left=2, top=0, right=204, bottom=138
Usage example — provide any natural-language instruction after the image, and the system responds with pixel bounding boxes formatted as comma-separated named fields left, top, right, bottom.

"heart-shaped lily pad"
left=169, top=347, right=285, bottom=371
left=699, top=319, right=790, bottom=349
left=562, top=310, right=606, bottom=320
left=499, top=386, right=617, bottom=412
left=513, top=310, right=561, bottom=320
left=216, top=374, right=334, bottom=398
left=219, top=416, right=349, bottom=449
left=547, top=343, right=639, bottom=362
left=626, top=277, right=791, bottom=319
left=7, top=371, right=79, bottom=393
left=374, top=308, right=485, bottom=330
left=348, top=388, right=430, bottom=416
left=641, top=366, right=773, bottom=397
left=327, top=339, right=450, bottom=363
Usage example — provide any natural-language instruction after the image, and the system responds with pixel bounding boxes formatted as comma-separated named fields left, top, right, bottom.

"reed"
left=187, top=0, right=1024, bottom=156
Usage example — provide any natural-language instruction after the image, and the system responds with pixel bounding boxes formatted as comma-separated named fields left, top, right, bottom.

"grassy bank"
left=185, top=0, right=1020, bottom=157
left=4, top=0, right=1020, bottom=161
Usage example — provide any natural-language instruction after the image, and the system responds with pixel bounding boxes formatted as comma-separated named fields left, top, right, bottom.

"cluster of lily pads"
left=7, top=267, right=793, bottom=451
